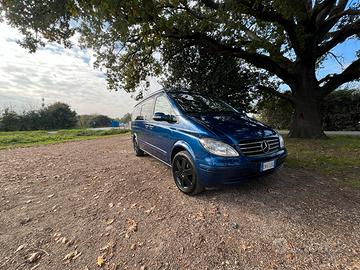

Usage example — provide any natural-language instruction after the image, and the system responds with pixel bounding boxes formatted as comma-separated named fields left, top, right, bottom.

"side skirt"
left=142, top=149, right=172, bottom=168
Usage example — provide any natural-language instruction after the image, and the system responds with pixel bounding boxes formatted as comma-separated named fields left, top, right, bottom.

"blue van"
left=131, top=89, right=287, bottom=195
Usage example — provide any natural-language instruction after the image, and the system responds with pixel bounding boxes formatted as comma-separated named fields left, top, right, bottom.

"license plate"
left=261, top=160, right=275, bottom=171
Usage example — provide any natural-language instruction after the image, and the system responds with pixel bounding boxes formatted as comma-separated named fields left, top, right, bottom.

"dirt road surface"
left=1, top=136, right=359, bottom=270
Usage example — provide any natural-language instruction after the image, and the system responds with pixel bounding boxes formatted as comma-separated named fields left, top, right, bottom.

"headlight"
left=199, top=138, right=239, bottom=157
left=278, top=134, right=285, bottom=149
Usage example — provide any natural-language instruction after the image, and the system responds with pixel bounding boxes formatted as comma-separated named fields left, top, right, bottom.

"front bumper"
left=197, top=149, right=287, bottom=187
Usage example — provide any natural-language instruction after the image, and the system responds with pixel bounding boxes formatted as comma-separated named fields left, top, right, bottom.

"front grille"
left=238, top=137, right=280, bottom=157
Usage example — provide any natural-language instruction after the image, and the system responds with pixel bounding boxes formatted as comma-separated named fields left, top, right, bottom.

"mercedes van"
left=131, top=89, right=287, bottom=195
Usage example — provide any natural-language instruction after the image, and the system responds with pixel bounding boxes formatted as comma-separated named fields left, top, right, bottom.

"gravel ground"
left=0, top=135, right=359, bottom=270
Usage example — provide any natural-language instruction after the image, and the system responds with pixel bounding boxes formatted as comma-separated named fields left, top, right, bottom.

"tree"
left=322, top=89, right=360, bottom=131
left=89, top=115, right=112, bottom=128
left=0, top=102, right=78, bottom=131
left=1, top=0, right=359, bottom=138
left=119, top=113, right=132, bottom=124
left=40, top=102, right=77, bottom=130
left=78, top=114, right=112, bottom=128
left=0, top=108, right=21, bottom=131
left=257, top=92, right=294, bottom=130
left=257, top=89, right=360, bottom=131
left=162, top=41, right=265, bottom=112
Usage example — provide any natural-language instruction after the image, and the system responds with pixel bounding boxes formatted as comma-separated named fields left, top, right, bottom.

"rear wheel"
left=133, top=136, right=145, bottom=156
left=172, top=151, right=204, bottom=195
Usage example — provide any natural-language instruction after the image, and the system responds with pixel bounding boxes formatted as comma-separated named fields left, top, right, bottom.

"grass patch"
left=0, top=129, right=130, bottom=150
left=285, top=136, right=360, bottom=188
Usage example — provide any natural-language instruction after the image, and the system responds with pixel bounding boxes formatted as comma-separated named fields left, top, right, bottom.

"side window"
left=132, top=106, right=142, bottom=121
left=154, top=95, right=175, bottom=116
left=140, top=99, right=154, bottom=121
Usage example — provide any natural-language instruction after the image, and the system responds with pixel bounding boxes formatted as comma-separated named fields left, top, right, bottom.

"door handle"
left=145, top=124, right=154, bottom=129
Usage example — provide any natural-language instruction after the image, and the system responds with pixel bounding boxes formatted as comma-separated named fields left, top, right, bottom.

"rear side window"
left=154, top=95, right=175, bottom=116
left=140, top=98, right=154, bottom=121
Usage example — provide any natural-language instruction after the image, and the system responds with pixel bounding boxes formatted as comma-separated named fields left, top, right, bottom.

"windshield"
left=169, top=93, right=238, bottom=114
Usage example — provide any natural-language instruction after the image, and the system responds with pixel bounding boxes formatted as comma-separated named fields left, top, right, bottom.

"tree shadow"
left=195, top=168, right=360, bottom=228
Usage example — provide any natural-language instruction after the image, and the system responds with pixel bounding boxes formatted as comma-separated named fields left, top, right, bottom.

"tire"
left=133, top=136, right=145, bottom=156
left=172, top=150, right=204, bottom=195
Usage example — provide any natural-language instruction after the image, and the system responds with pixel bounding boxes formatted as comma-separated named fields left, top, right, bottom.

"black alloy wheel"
left=172, top=151, right=204, bottom=195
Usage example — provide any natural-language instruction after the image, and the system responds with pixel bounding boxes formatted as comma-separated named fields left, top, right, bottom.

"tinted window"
left=154, top=95, right=175, bottom=116
left=169, top=93, right=236, bottom=114
left=140, top=99, right=154, bottom=121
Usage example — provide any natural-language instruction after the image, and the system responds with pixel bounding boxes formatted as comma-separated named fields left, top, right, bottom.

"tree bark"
left=288, top=61, right=327, bottom=139
left=288, top=95, right=326, bottom=138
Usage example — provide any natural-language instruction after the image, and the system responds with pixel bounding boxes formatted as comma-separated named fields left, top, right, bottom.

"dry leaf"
left=286, top=253, right=295, bottom=260
left=100, top=242, right=115, bottom=252
left=15, top=244, right=26, bottom=253
left=63, top=250, right=81, bottom=261
left=127, top=219, right=138, bottom=232
left=106, top=219, right=114, bottom=225
left=144, top=206, right=155, bottom=215
left=97, top=255, right=105, bottom=267
left=192, top=211, right=205, bottom=221
left=27, top=252, right=41, bottom=263
left=73, top=252, right=82, bottom=260
left=130, top=203, right=137, bottom=208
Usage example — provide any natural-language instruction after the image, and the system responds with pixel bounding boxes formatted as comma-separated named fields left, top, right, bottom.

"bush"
left=78, top=114, right=112, bottom=128
left=322, top=90, right=360, bottom=131
left=0, top=102, right=78, bottom=131
left=257, top=89, right=360, bottom=131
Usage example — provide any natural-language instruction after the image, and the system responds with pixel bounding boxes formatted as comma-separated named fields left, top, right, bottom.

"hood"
left=190, top=113, right=276, bottom=143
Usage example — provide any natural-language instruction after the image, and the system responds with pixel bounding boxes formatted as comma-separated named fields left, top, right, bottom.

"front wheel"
left=133, top=136, right=145, bottom=156
left=172, top=151, right=204, bottom=195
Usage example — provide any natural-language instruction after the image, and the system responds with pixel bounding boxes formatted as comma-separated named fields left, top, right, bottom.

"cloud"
left=0, top=23, right=161, bottom=117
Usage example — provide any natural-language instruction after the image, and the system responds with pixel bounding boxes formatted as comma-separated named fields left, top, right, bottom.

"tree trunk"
left=288, top=61, right=327, bottom=139
left=288, top=95, right=326, bottom=138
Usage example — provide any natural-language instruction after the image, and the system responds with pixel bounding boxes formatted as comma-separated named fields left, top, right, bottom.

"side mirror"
left=153, top=112, right=176, bottom=122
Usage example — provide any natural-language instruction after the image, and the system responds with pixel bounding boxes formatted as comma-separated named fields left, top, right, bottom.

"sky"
left=0, top=23, right=161, bottom=118
left=0, top=21, right=358, bottom=117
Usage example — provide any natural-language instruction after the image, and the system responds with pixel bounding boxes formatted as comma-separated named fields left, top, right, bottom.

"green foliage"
left=1, top=0, right=358, bottom=95
left=322, top=89, right=360, bottom=131
left=1, top=0, right=359, bottom=137
left=0, top=108, right=21, bottom=131
left=0, top=102, right=77, bottom=131
left=119, top=113, right=132, bottom=124
left=40, top=102, right=78, bottom=129
left=257, top=91, right=294, bottom=129
left=78, top=114, right=113, bottom=128
left=162, top=42, right=266, bottom=112
left=0, top=129, right=129, bottom=149
left=257, top=89, right=360, bottom=131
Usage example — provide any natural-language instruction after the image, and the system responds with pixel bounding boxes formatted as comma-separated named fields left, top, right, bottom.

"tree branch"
left=199, top=0, right=302, bottom=56
left=238, top=1, right=302, bottom=56
left=313, top=0, right=337, bottom=24
left=163, top=31, right=295, bottom=84
left=320, top=58, right=360, bottom=96
left=316, top=20, right=360, bottom=56
left=242, top=28, right=292, bottom=66
left=258, top=85, right=294, bottom=103
left=315, top=8, right=359, bottom=43
left=200, top=0, right=220, bottom=10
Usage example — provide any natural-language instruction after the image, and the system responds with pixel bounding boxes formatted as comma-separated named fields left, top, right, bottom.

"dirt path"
left=0, top=136, right=359, bottom=270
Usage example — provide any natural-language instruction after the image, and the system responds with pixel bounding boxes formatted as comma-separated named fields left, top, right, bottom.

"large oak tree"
left=1, top=0, right=359, bottom=138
